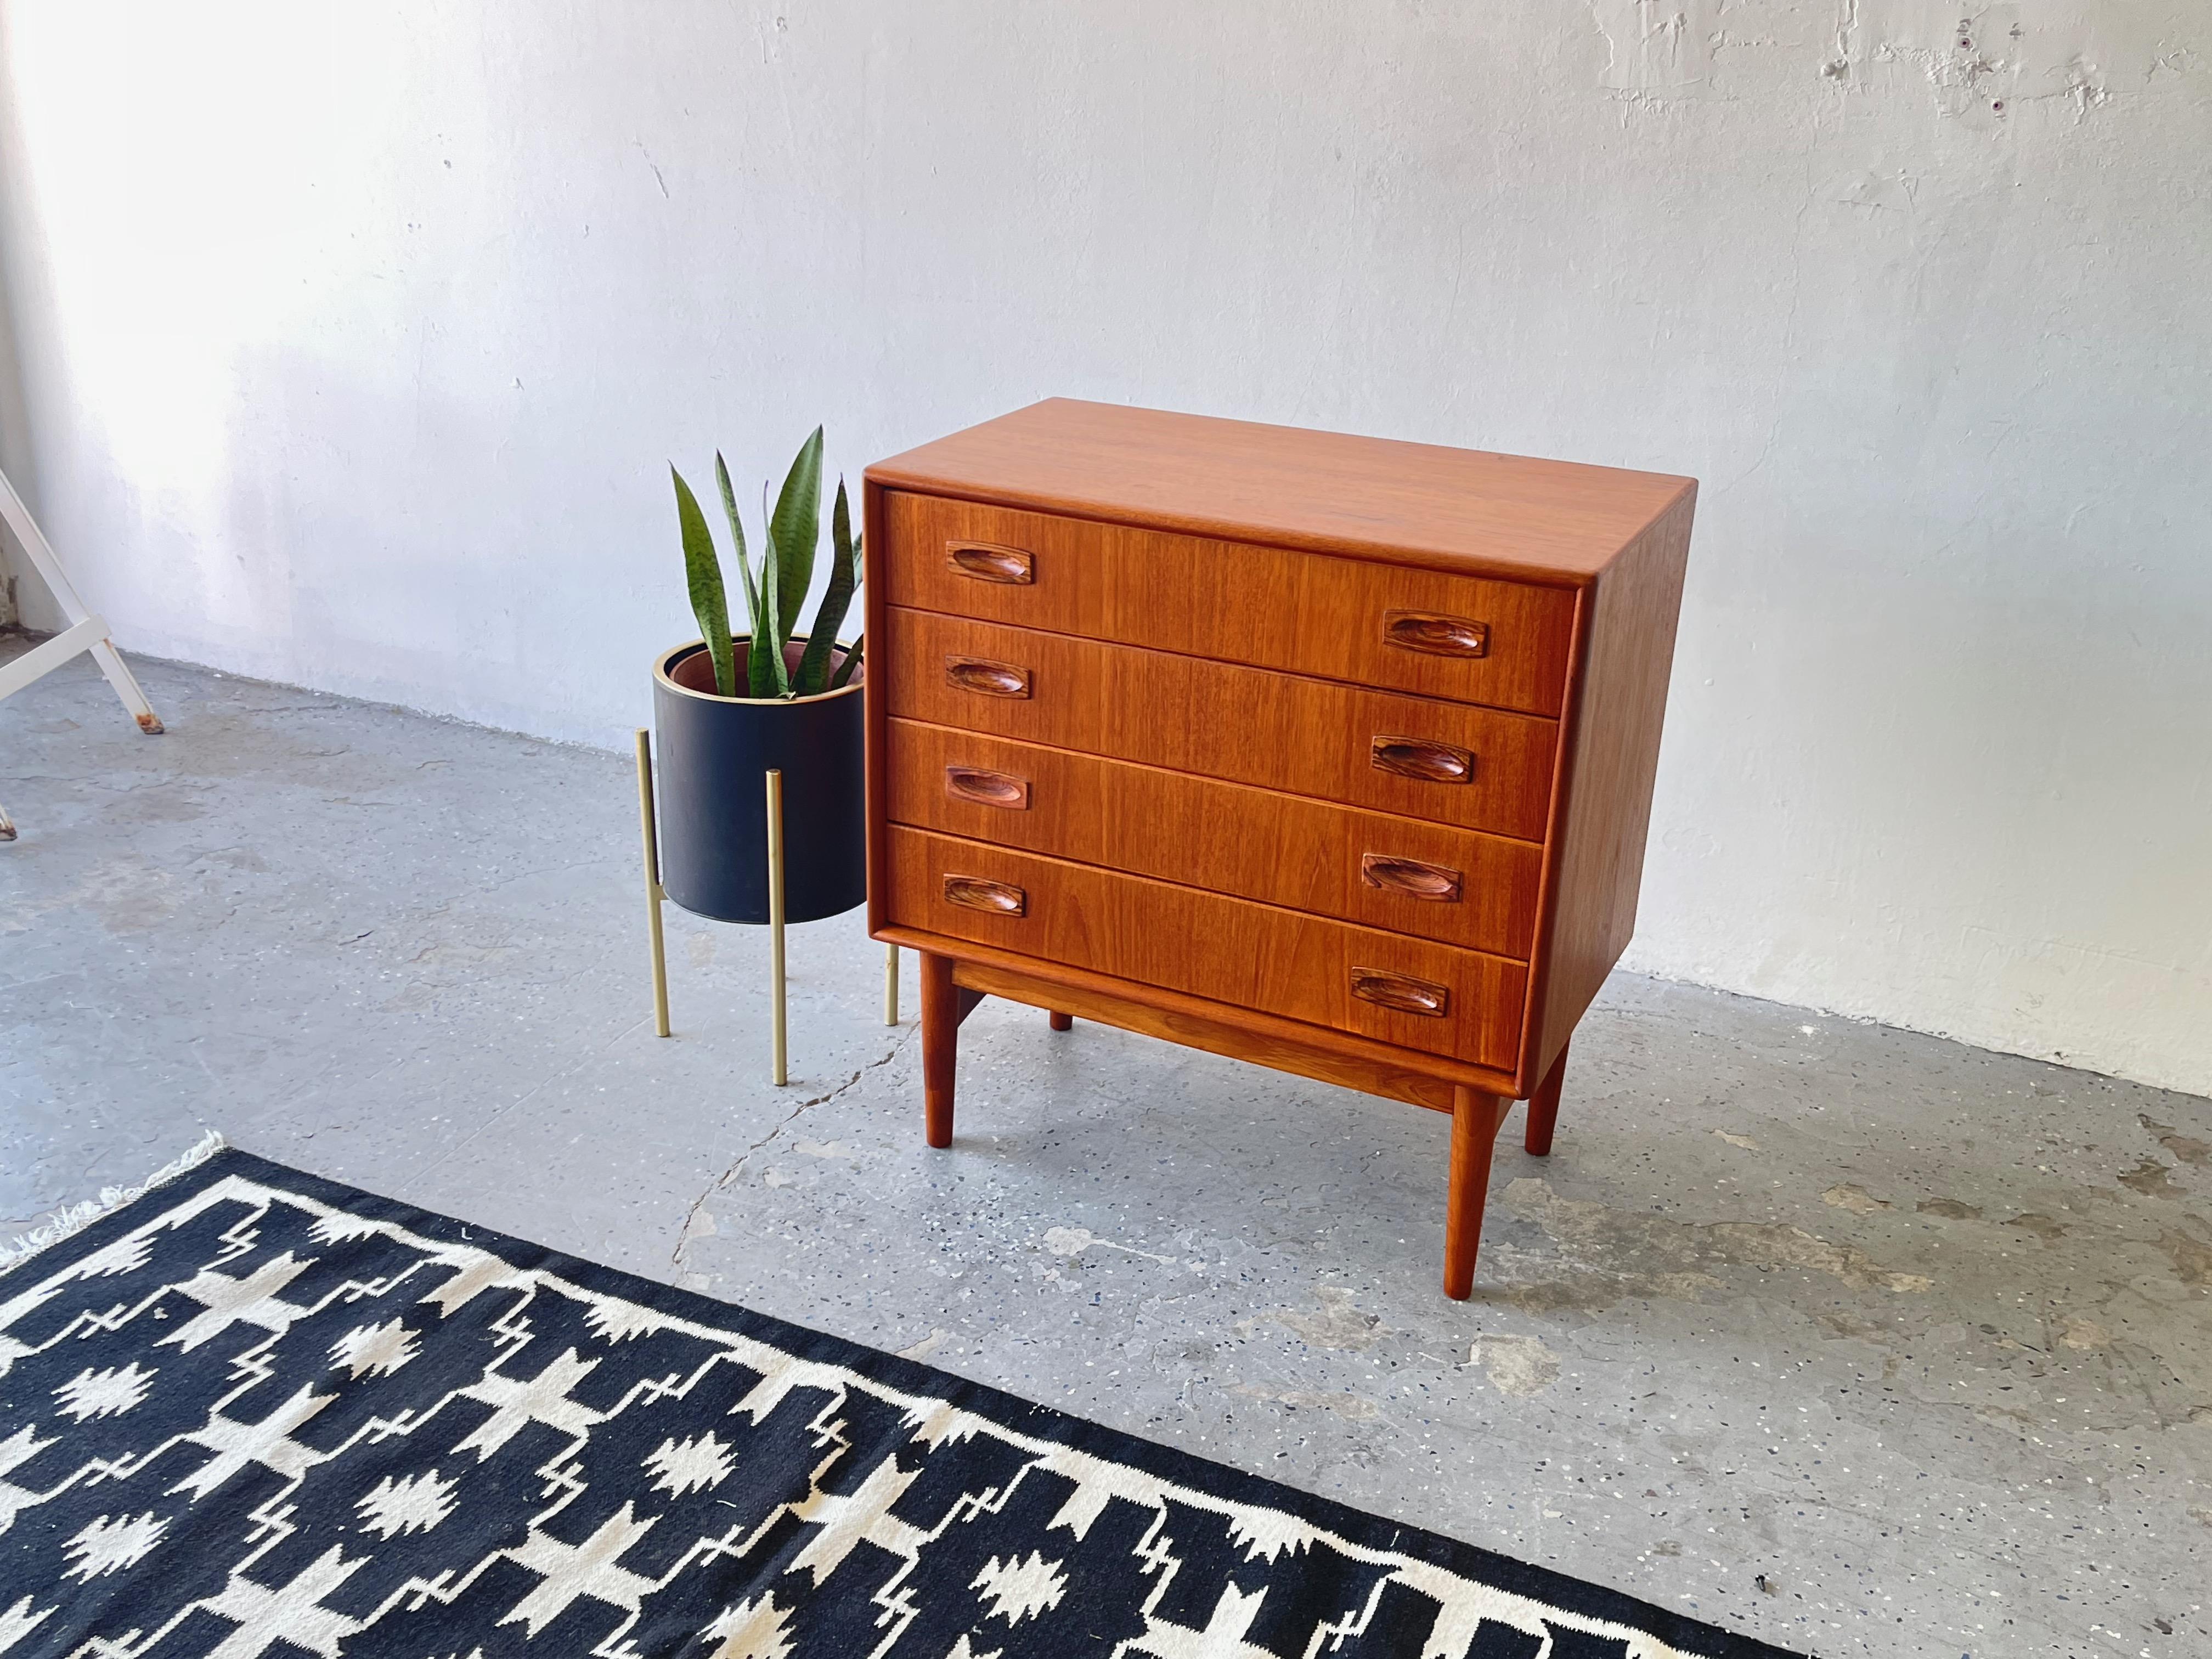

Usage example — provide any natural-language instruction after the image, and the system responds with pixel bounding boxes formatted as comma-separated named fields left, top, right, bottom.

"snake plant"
left=670, top=426, right=862, bottom=699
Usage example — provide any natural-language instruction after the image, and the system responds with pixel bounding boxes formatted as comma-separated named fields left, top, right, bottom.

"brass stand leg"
left=634, top=729, right=670, bottom=1037
left=921, top=951, right=956, bottom=1148
left=1525, top=1040, right=1570, bottom=1156
left=1444, top=1086, right=1505, bottom=1300
left=1048, top=1011, right=1073, bottom=1032
left=766, top=769, right=787, bottom=1086
left=884, top=943, right=900, bottom=1025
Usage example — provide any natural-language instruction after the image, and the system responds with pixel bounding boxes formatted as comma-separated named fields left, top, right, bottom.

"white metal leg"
left=87, top=637, right=162, bottom=732
left=0, top=469, right=161, bottom=729
left=1, top=466, right=163, bottom=842
left=0, top=617, right=109, bottom=702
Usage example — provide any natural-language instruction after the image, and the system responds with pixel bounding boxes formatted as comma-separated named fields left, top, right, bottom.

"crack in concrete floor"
left=672, top=1023, right=919, bottom=1274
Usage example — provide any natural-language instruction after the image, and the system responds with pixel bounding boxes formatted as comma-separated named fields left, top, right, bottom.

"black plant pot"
left=651, top=636, right=866, bottom=925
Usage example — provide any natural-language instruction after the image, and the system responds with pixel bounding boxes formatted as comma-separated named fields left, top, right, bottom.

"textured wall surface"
left=1, top=2, right=2207, bottom=1092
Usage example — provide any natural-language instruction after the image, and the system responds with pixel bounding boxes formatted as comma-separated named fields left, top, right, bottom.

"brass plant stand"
left=634, top=727, right=895, bottom=1084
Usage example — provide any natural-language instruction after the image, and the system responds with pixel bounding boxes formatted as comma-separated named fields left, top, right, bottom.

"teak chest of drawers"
left=863, top=400, right=1695, bottom=1297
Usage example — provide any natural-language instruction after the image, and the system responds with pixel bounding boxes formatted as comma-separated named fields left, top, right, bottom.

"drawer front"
left=885, top=609, right=1556, bottom=840
left=886, top=720, right=1543, bottom=957
left=888, top=826, right=1527, bottom=1068
left=885, top=491, right=1577, bottom=717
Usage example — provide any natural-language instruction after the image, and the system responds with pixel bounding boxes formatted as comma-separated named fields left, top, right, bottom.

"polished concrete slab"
left=4, top=636, right=2208, bottom=1658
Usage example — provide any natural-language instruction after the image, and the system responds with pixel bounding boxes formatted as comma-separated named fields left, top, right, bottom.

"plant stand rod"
left=884, top=944, right=899, bottom=1025
left=634, top=729, right=671, bottom=1037
left=766, top=768, right=787, bottom=1086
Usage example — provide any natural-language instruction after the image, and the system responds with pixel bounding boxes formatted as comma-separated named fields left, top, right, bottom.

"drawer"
left=884, top=491, right=1576, bottom=717
left=884, top=608, right=1556, bottom=840
left=885, top=720, right=1543, bottom=957
left=887, top=826, right=1527, bottom=1068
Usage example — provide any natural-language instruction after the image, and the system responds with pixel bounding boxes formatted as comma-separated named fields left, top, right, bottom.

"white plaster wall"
left=1, top=2, right=2206, bottom=1093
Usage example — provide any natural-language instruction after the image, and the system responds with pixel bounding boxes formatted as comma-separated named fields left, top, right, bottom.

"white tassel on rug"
left=0, top=1128, right=227, bottom=1277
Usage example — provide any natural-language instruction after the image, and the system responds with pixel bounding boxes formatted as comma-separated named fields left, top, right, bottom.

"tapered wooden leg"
left=1048, top=1011, right=1073, bottom=1032
left=1444, top=1085, right=1503, bottom=1300
left=1525, top=1041, right=1569, bottom=1156
left=921, top=951, right=957, bottom=1148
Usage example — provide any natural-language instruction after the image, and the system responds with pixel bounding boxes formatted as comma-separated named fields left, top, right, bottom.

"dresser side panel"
left=1523, top=487, right=1697, bottom=1088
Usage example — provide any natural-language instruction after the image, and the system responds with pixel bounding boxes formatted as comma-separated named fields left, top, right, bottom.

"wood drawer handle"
left=1350, top=967, right=1451, bottom=1018
left=1361, top=853, right=1464, bottom=903
left=1369, top=735, right=1474, bottom=785
left=943, top=873, right=1027, bottom=917
left=945, top=656, right=1031, bottom=698
left=947, top=541, right=1035, bottom=584
left=945, top=765, right=1031, bottom=810
left=1385, top=610, right=1489, bottom=658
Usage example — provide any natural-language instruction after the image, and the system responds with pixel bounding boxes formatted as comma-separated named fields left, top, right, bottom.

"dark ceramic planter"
left=651, top=636, right=866, bottom=925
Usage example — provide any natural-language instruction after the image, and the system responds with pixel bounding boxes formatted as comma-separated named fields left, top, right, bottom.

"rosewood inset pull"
left=945, top=656, right=1031, bottom=698
left=1360, top=853, right=1464, bottom=903
left=947, top=541, right=1035, bottom=585
left=1369, top=735, right=1474, bottom=785
left=943, top=873, right=1027, bottom=917
left=1350, top=967, right=1451, bottom=1017
left=945, top=765, right=1031, bottom=810
left=1384, top=610, right=1489, bottom=658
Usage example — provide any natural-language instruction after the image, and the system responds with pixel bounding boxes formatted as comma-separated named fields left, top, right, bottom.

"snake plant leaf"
left=795, top=478, right=857, bottom=695
left=768, top=426, right=823, bottom=646
left=828, top=633, right=862, bottom=690
left=748, top=524, right=790, bottom=698
left=672, top=467, right=735, bottom=697
left=714, top=452, right=760, bottom=651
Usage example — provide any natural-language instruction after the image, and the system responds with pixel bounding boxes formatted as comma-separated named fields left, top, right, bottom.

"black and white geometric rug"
left=0, top=1147, right=1805, bottom=1658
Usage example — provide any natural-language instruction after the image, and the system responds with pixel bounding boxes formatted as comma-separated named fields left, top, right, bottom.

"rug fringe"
left=0, top=1128, right=228, bottom=1278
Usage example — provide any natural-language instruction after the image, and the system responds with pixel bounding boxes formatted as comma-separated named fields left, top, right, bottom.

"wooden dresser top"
left=867, top=399, right=1694, bottom=586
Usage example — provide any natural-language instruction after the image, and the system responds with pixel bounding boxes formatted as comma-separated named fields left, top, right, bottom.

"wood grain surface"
left=884, top=490, right=1575, bottom=716
left=884, top=608, right=1557, bottom=840
left=867, top=399, right=1693, bottom=584
left=865, top=402, right=1694, bottom=1297
left=950, top=956, right=1477, bottom=1114
left=878, top=922, right=1521, bottom=1102
left=887, top=824, right=1527, bottom=1068
left=884, top=719, right=1543, bottom=956
left=1444, top=1086, right=1510, bottom=1299
left=1520, top=484, right=1697, bottom=1090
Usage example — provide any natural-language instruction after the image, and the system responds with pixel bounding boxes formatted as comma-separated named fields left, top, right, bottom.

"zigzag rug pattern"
left=0, top=1149, right=1803, bottom=1657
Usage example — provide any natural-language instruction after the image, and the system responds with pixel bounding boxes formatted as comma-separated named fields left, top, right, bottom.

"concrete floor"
left=4, top=635, right=2208, bottom=1659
